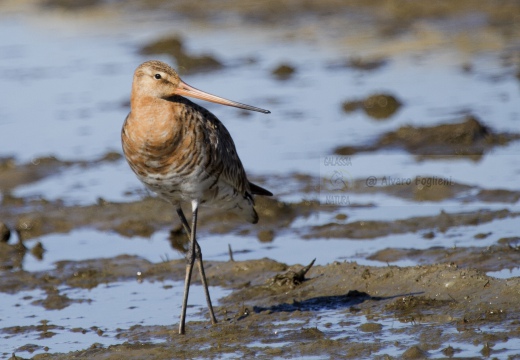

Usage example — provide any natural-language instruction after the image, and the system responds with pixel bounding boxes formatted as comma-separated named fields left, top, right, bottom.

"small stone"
left=402, top=345, right=428, bottom=359
left=359, top=322, right=383, bottom=332
left=272, top=63, right=296, bottom=80
left=362, top=94, right=402, bottom=119
left=335, top=213, right=348, bottom=221
left=257, top=229, right=275, bottom=242
left=422, top=231, right=435, bottom=239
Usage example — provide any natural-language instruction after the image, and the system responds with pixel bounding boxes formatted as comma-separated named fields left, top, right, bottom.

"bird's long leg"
left=193, top=238, right=217, bottom=325
left=176, top=203, right=217, bottom=334
left=178, top=202, right=197, bottom=335
left=176, top=207, right=192, bottom=237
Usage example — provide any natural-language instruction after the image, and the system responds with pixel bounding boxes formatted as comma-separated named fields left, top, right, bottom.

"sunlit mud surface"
left=1, top=0, right=520, bottom=358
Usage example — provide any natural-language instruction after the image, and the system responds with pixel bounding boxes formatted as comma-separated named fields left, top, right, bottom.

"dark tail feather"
left=249, top=182, right=273, bottom=196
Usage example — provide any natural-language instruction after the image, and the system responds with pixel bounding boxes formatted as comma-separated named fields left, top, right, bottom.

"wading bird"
left=122, top=60, right=272, bottom=334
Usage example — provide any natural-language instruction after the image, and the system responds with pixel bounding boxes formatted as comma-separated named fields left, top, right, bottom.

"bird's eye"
left=154, top=74, right=162, bottom=80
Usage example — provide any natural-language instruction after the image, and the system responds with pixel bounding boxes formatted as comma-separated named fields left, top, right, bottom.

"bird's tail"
left=249, top=182, right=273, bottom=196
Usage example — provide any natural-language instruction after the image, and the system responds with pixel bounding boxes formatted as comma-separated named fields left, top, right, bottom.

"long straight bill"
left=175, top=80, right=270, bottom=114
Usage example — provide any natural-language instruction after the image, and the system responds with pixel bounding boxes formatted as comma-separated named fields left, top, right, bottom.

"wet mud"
left=369, top=240, right=520, bottom=273
left=342, top=93, right=402, bottom=120
left=271, top=63, right=296, bottom=81
left=1, top=0, right=520, bottom=358
left=6, top=258, right=520, bottom=359
left=0, top=156, right=323, bottom=244
left=2, top=154, right=520, bottom=358
left=306, top=208, right=518, bottom=240
left=139, top=36, right=223, bottom=75
left=335, top=115, right=520, bottom=156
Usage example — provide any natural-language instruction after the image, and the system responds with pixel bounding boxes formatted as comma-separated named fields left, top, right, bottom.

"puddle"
left=442, top=326, right=520, bottom=358
left=21, top=210, right=512, bottom=276
left=1, top=14, right=519, bottom=180
left=242, top=309, right=520, bottom=358
left=13, top=160, right=143, bottom=206
left=21, top=229, right=174, bottom=272
left=0, top=16, right=134, bottom=163
left=1, top=281, right=231, bottom=356
left=20, top=217, right=519, bottom=288
left=487, top=267, right=520, bottom=279
left=15, top=228, right=440, bottom=274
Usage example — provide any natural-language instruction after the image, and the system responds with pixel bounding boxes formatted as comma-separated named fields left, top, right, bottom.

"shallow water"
left=0, top=280, right=231, bottom=355
left=2, top=12, right=519, bottom=206
left=2, top=14, right=519, bottom=174
left=1, top=6, right=520, bottom=358
left=18, top=211, right=520, bottom=274
left=21, top=229, right=173, bottom=272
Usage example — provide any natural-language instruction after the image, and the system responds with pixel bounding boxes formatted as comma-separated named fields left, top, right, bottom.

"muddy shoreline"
left=1, top=0, right=520, bottom=358
left=2, top=153, right=520, bottom=358
left=7, top=258, right=520, bottom=359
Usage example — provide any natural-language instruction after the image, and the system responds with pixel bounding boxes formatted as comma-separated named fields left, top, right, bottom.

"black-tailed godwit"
left=122, top=60, right=272, bottom=334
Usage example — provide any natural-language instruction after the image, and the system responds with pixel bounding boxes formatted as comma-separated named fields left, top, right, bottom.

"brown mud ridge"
left=369, top=236, right=520, bottom=273
left=2, top=154, right=520, bottom=259
left=305, top=209, right=520, bottom=240
left=139, top=36, right=223, bottom=75
left=2, top=154, right=520, bottom=243
left=335, top=115, right=520, bottom=157
left=38, top=0, right=520, bottom=40
left=4, top=258, right=520, bottom=359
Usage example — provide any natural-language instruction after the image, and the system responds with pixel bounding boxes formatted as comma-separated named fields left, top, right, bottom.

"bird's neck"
left=126, top=95, right=184, bottom=153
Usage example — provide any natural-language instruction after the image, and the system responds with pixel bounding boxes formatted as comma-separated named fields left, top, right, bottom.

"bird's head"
left=132, top=60, right=270, bottom=114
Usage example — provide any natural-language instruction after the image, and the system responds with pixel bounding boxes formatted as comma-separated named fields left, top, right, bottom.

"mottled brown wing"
left=209, top=120, right=273, bottom=197
left=197, top=104, right=251, bottom=196
left=176, top=96, right=272, bottom=198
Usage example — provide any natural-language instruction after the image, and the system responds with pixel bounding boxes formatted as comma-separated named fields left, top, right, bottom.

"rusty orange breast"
left=122, top=96, right=188, bottom=177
